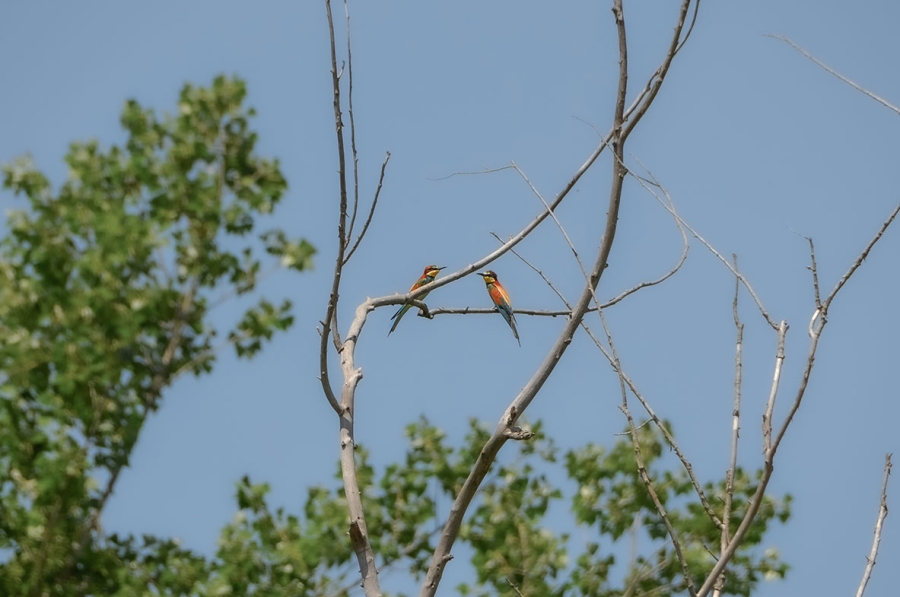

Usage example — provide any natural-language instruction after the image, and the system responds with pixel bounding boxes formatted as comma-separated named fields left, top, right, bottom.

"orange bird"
left=477, top=270, right=520, bottom=346
left=389, top=265, right=445, bottom=335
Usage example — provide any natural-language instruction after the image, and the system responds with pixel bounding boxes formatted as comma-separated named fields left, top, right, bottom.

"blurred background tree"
left=0, top=75, right=313, bottom=595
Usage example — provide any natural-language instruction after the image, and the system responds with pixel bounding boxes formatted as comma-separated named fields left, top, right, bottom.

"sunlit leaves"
left=0, top=75, right=311, bottom=594
left=564, top=422, right=791, bottom=597
left=262, top=230, right=316, bottom=272
left=190, top=419, right=789, bottom=597
left=230, top=299, right=294, bottom=358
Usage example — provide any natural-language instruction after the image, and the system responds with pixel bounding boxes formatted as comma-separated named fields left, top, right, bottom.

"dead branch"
left=323, top=2, right=381, bottom=595
left=345, top=151, right=391, bottom=264
left=580, top=320, right=724, bottom=531
left=629, top=158, right=778, bottom=330
left=821, top=204, right=900, bottom=315
left=713, top=255, right=744, bottom=597
left=319, top=0, right=348, bottom=417
left=855, top=454, right=892, bottom=597
left=604, top=309, right=697, bottom=597
left=697, top=203, right=900, bottom=597
left=343, top=0, right=360, bottom=248
left=768, top=35, right=900, bottom=117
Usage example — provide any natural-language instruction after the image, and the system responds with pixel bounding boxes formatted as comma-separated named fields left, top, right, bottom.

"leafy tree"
left=169, top=418, right=790, bottom=597
left=0, top=75, right=313, bottom=595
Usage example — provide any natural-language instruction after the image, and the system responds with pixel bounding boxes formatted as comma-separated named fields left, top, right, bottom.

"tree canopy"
left=0, top=75, right=312, bottom=595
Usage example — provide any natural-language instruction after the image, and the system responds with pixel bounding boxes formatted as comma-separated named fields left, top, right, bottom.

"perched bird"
left=389, top=265, right=446, bottom=335
left=477, top=270, right=520, bottom=346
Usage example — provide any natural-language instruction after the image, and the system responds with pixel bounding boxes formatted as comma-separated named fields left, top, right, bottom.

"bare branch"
left=767, top=35, right=900, bottom=117
left=418, top=21, right=694, bottom=294
left=323, top=2, right=381, bottom=595
left=319, top=0, right=348, bottom=417
left=490, top=231, right=573, bottom=309
left=580, top=319, right=723, bottom=531
left=821, top=203, right=900, bottom=315
left=762, top=321, right=788, bottom=457
left=343, top=0, right=361, bottom=248
left=621, top=0, right=695, bottom=141
left=773, top=203, right=900, bottom=456
left=509, top=160, right=588, bottom=275
left=499, top=215, right=715, bottom=538
left=726, top=254, right=743, bottom=535
left=714, top=255, right=744, bottom=597
left=855, top=454, right=892, bottom=597
left=603, top=157, right=689, bottom=308
left=630, top=157, right=779, bottom=329
left=698, top=204, right=900, bottom=597
left=502, top=156, right=689, bottom=318
left=789, top=230, right=822, bottom=310
left=604, top=307, right=696, bottom=597
left=674, top=0, right=702, bottom=55
left=345, top=151, right=391, bottom=264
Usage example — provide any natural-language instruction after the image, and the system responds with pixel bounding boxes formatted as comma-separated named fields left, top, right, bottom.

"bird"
left=389, top=265, right=446, bottom=335
left=476, top=270, right=520, bottom=346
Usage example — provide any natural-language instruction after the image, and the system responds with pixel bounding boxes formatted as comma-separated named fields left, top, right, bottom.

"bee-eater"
left=389, top=265, right=446, bottom=335
left=477, top=270, right=520, bottom=346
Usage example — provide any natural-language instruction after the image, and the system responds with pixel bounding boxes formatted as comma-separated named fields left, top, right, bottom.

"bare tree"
left=316, top=3, right=897, bottom=597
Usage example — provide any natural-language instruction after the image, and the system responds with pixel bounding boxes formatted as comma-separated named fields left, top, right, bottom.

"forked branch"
left=696, top=203, right=900, bottom=597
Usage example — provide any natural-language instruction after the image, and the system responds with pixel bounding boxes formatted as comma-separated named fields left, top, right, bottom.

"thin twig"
left=621, top=0, right=694, bottom=141
left=343, top=0, right=361, bottom=247
left=855, top=454, right=892, bottom=597
left=630, top=157, right=779, bottom=330
left=505, top=578, right=527, bottom=597
left=345, top=151, right=391, bottom=264
left=773, top=203, right=900, bottom=456
left=604, top=307, right=696, bottom=597
left=509, top=160, right=587, bottom=274
left=674, top=0, right=702, bottom=55
left=767, top=35, right=900, bottom=117
left=714, top=255, right=743, bottom=597
left=494, top=214, right=716, bottom=533
left=726, top=253, right=743, bottom=535
left=603, top=155, right=689, bottom=308
left=490, top=231, right=572, bottom=308
left=580, top=319, right=723, bottom=530
left=821, top=203, right=900, bottom=314
left=762, top=321, right=788, bottom=457
left=508, top=155, right=689, bottom=318
left=491, top=179, right=705, bottom=533
left=417, top=22, right=681, bottom=293
left=791, top=232, right=822, bottom=310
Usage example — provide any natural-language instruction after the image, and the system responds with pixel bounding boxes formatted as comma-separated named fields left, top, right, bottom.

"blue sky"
left=2, top=1, right=899, bottom=596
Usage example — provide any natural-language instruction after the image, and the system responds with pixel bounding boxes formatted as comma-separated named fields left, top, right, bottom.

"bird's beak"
left=436, top=266, right=446, bottom=270
left=475, top=272, right=486, bottom=277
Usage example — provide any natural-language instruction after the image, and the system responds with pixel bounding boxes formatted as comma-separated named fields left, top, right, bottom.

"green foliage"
left=0, top=75, right=312, bottom=595
left=564, top=423, right=791, bottom=597
left=187, top=418, right=789, bottom=597
left=205, top=477, right=348, bottom=597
